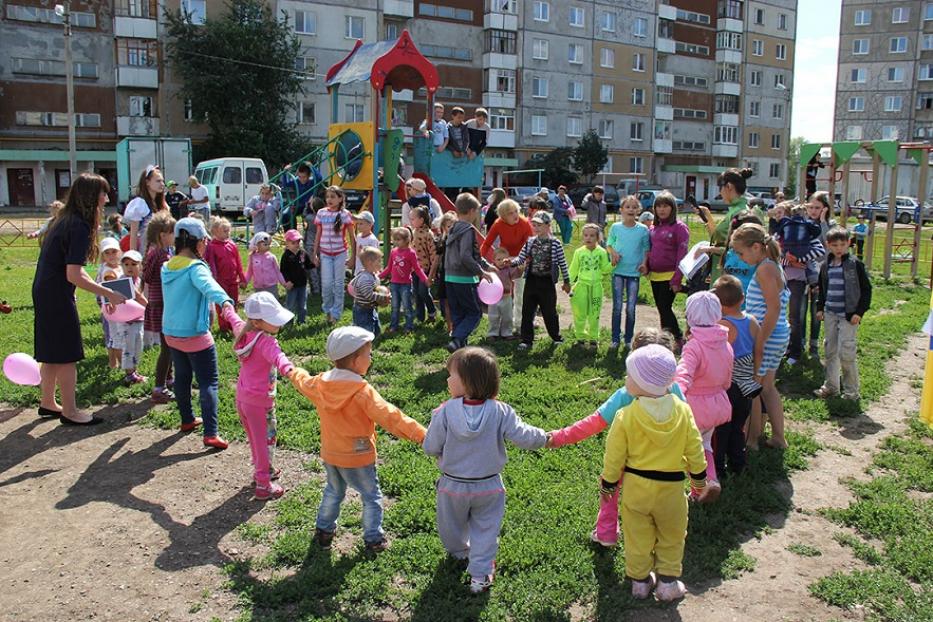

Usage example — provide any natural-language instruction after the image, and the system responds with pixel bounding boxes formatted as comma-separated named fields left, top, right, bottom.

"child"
left=446, top=106, right=469, bottom=158
left=27, top=200, right=64, bottom=240
left=287, top=326, right=427, bottom=551
left=244, top=184, right=280, bottom=235
left=143, top=212, right=176, bottom=403
left=304, top=196, right=324, bottom=294
left=379, top=227, right=430, bottom=332
left=569, top=223, right=613, bottom=345
left=435, top=211, right=458, bottom=335
left=349, top=247, right=390, bottom=336
left=221, top=292, right=295, bottom=499
left=487, top=247, right=521, bottom=339
left=423, top=347, right=547, bottom=593
left=125, top=165, right=168, bottom=253
left=814, top=226, right=872, bottom=400
left=445, top=193, right=496, bottom=352
left=600, top=344, right=708, bottom=601
left=111, top=250, right=149, bottom=385
left=353, top=210, right=380, bottom=275
left=646, top=192, right=690, bottom=347
left=420, top=102, right=449, bottom=153
left=409, top=206, right=439, bottom=323
left=852, top=214, right=868, bottom=260
left=96, top=237, right=124, bottom=369
left=776, top=204, right=825, bottom=271
left=607, top=195, right=651, bottom=348
left=161, top=217, right=234, bottom=449
left=204, top=216, right=246, bottom=333
left=674, top=291, right=733, bottom=499
left=505, top=211, right=571, bottom=350
left=245, top=231, right=285, bottom=297
left=638, top=210, right=654, bottom=229
left=105, top=213, right=128, bottom=241
left=313, top=185, right=356, bottom=323
left=548, top=327, right=685, bottom=548
left=712, top=275, right=761, bottom=475
left=280, top=229, right=314, bottom=324
left=402, top=178, right=441, bottom=227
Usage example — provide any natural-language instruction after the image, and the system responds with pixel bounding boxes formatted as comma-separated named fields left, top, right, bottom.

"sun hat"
left=174, top=217, right=209, bottom=240
left=284, top=229, right=302, bottom=243
left=353, top=210, right=375, bottom=225
left=100, top=237, right=121, bottom=255
left=639, top=211, right=655, bottom=223
left=121, top=250, right=143, bottom=263
left=532, top=211, right=552, bottom=225
left=244, top=291, right=294, bottom=327
left=249, top=231, right=272, bottom=249
left=326, top=326, right=375, bottom=362
left=685, top=291, right=722, bottom=328
left=626, top=344, right=677, bottom=397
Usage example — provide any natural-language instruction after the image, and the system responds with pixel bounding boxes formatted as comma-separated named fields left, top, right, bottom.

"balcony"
left=383, top=0, right=413, bottom=18
left=655, top=105, right=673, bottom=121
left=714, top=113, right=739, bottom=127
left=654, top=139, right=672, bottom=154
left=712, top=144, right=738, bottom=158
left=488, top=129, right=515, bottom=148
left=483, top=92, right=516, bottom=109
left=116, top=66, right=158, bottom=89
left=656, top=37, right=675, bottom=54
left=117, top=115, right=160, bottom=136
left=114, top=16, right=157, bottom=38
left=658, top=4, right=676, bottom=20
left=484, top=12, right=518, bottom=31
left=714, top=81, right=741, bottom=96
left=718, top=18, right=742, bottom=33
left=482, top=52, right=517, bottom=70
left=656, top=72, right=674, bottom=88
left=716, top=49, right=742, bottom=64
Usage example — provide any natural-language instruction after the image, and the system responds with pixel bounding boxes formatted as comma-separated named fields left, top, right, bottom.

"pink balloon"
left=3, top=353, right=41, bottom=386
left=478, top=273, right=504, bottom=305
left=102, top=300, right=145, bottom=323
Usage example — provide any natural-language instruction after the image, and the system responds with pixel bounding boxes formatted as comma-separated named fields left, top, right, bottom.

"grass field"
left=1, top=224, right=930, bottom=620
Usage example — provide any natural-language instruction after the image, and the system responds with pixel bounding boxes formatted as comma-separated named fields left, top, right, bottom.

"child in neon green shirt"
left=569, top=224, right=613, bottom=344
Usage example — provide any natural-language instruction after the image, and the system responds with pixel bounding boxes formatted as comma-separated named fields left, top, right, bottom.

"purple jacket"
left=646, top=220, right=690, bottom=284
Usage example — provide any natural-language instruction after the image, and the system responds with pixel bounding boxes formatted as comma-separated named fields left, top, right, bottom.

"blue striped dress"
left=745, top=259, right=790, bottom=374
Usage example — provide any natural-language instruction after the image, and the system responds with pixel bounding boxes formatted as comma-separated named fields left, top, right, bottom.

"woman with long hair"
left=645, top=191, right=690, bottom=347
left=483, top=187, right=507, bottom=232
left=125, top=165, right=168, bottom=253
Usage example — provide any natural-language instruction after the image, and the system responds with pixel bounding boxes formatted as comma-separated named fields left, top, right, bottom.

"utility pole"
left=57, top=1, right=77, bottom=181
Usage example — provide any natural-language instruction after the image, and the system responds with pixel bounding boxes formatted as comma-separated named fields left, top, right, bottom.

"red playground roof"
left=325, top=30, right=439, bottom=93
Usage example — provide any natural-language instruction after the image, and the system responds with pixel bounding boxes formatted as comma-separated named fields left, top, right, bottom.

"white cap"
left=326, top=326, right=374, bottom=362
left=121, top=250, right=143, bottom=263
left=243, top=291, right=294, bottom=327
left=100, top=237, right=121, bottom=255
left=250, top=231, right=271, bottom=249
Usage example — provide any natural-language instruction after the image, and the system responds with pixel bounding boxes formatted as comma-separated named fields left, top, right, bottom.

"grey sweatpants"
left=436, top=474, right=505, bottom=579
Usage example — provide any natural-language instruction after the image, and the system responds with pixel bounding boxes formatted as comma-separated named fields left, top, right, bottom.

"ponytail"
left=732, top=223, right=780, bottom=262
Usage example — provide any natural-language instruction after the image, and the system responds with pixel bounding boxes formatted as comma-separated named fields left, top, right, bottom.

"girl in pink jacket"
left=245, top=231, right=286, bottom=297
left=675, top=291, right=733, bottom=501
left=221, top=292, right=295, bottom=500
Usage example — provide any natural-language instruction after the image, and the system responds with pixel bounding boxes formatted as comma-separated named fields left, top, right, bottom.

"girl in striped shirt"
left=313, top=186, right=356, bottom=323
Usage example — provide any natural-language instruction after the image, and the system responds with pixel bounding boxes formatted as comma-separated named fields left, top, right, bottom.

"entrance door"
left=8, top=168, right=36, bottom=206
left=686, top=175, right=697, bottom=200
left=55, top=170, right=72, bottom=201
left=703, top=178, right=710, bottom=201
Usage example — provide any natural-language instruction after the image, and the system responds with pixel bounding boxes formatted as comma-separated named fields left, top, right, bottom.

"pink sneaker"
left=254, top=482, right=284, bottom=500
left=125, top=372, right=147, bottom=385
left=590, top=529, right=617, bottom=548
left=631, top=572, right=656, bottom=599
left=656, top=579, right=687, bottom=601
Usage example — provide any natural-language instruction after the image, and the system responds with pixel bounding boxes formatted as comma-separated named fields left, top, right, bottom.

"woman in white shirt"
left=401, top=177, right=441, bottom=227
left=124, top=165, right=168, bottom=253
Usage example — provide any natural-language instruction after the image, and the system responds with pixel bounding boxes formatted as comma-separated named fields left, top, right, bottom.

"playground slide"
left=412, top=172, right=456, bottom=213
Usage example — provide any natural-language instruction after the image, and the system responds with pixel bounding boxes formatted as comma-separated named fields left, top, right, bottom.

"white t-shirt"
left=355, top=233, right=380, bottom=274
left=123, top=197, right=152, bottom=253
left=189, top=185, right=209, bottom=207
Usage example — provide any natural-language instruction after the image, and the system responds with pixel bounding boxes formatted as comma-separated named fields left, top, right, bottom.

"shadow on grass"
left=410, top=556, right=491, bottom=622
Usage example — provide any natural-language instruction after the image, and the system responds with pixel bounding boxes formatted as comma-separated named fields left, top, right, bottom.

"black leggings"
left=155, top=333, right=172, bottom=388
left=650, top=280, right=682, bottom=340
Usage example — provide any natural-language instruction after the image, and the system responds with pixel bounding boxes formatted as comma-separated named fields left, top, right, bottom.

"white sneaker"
left=786, top=357, right=797, bottom=366
left=470, top=574, right=494, bottom=594
left=609, top=341, right=620, bottom=349
left=631, top=572, right=656, bottom=599
left=590, top=529, right=616, bottom=548
left=656, top=579, right=687, bottom=601
left=813, top=386, right=837, bottom=399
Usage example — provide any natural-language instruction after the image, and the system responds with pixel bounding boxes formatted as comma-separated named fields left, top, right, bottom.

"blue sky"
left=790, top=0, right=842, bottom=142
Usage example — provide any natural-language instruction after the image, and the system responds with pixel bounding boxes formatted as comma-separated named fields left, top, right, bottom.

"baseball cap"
left=284, top=229, right=302, bottom=242
left=166, top=180, right=178, bottom=187
left=538, top=187, right=550, bottom=195
left=353, top=210, right=375, bottom=225
left=100, top=237, right=121, bottom=255
left=326, top=326, right=375, bottom=362
left=532, top=211, right=552, bottom=225
left=121, top=250, right=143, bottom=263
left=174, top=217, right=209, bottom=240
left=244, top=291, right=294, bottom=327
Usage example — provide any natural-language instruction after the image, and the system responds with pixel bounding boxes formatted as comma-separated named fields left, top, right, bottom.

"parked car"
left=636, top=189, right=684, bottom=211
left=194, top=157, right=268, bottom=215
left=749, top=191, right=777, bottom=209
left=858, top=196, right=933, bottom=224
left=567, top=185, right=621, bottom=213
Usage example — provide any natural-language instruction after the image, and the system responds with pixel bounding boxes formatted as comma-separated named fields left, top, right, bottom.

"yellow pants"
left=571, top=280, right=603, bottom=341
left=621, top=474, right=689, bottom=580
left=921, top=292, right=933, bottom=429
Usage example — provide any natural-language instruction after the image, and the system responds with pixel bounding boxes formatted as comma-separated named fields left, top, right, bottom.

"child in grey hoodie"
left=423, top=347, right=548, bottom=594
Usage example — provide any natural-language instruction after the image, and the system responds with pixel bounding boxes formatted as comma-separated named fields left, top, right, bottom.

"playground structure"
left=798, top=140, right=932, bottom=280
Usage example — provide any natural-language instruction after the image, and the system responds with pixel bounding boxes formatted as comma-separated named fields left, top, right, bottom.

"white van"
left=194, top=157, right=268, bottom=215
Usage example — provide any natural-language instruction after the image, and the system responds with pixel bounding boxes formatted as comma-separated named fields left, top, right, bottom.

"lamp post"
left=55, top=1, right=77, bottom=181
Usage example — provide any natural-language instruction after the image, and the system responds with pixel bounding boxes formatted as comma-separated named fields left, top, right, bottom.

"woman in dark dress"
left=33, top=173, right=127, bottom=425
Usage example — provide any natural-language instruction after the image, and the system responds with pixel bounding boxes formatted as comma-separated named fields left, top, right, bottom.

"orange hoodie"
left=288, top=367, right=426, bottom=468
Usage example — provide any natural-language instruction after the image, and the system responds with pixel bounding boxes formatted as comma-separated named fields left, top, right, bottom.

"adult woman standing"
left=401, top=178, right=441, bottom=227
left=125, top=165, right=168, bottom=254
left=480, top=199, right=534, bottom=333
left=483, top=187, right=507, bottom=233
left=550, top=185, right=574, bottom=245
left=33, top=173, right=127, bottom=425
left=697, top=168, right=763, bottom=282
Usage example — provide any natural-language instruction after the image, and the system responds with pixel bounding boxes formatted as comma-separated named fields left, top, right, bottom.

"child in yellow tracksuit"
left=600, top=344, right=708, bottom=601
left=569, top=223, right=612, bottom=344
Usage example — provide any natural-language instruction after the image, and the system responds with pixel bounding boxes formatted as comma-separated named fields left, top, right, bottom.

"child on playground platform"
left=606, top=195, right=650, bottom=349
left=245, top=231, right=285, bottom=297
left=423, top=347, right=547, bottom=594
left=445, top=193, right=495, bottom=351
left=288, top=326, right=427, bottom=552
left=280, top=229, right=314, bottom=324
left=205, top=217, right=246, bottom=333
left=379, top=227, right=430, bottom=332
left=96, top=237, right=123, bottom=369
left=569, top=223, right=613, bottom=345
left=111, top=250, right=149, bottom=385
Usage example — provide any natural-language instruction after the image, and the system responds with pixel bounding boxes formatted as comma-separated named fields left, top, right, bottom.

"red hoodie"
left=204, top=238, right=246, bottom=288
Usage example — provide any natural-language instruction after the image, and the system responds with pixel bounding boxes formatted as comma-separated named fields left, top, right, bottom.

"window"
left=128, top=96, right=152, bottom=117
left=851, top=67, right=867, bottom=83
left=486, top=29, right=516, bottom=55
left=246, top=168, right=263, bottom=184
left=771, top=134, right=782, bottom=150
left=888, top=67, right=905, bottom=82
left=222, top=167, right=242, bottom=184
left=600, top=84, right=614, bottom=103
left=774, top=73, right=786, bottom=88
left=629, top=157, right=644, bottom=175
left=488, top=68, right=516, bottom=93
left=182, top=0, right=205, bottom=25
left=600, top=11, right=616, bottom=32
left=846, top=125, right=863, bottom=140
left=420, top=86, right=472, bottom=100
left=420, top=44, right=472, bottom=61
left=714, top=126, right=737, bottom=144
left=418, top=3, right=473, bottom=21
left=598, top=119, right=613, bottom=139
left=673, top=141, right=706, bottom=152
left=632, top=88, right=645, bottom=105
left=853, top=39, right=869, bottom=55
left=489, top=108, right=515, bottom=131
left=533, top=39, right=549, bottom=60
left=16, top=111, right=101, bottom=127
left=566, top=116, right=582, bottom=137
left=630, top=122, right=644, bottom=141
left=656, top=85, right=672, bottom=105
left=769, top=163, right=781, bottom=178
left=117, top=39, right=158, bottom=67
left=924, top=34, right=933, bottom=50
left=715, top=94, right=740, bottom=114
left=676, top=9, right=711, bottom=24
left=568, top=43, right=583, bottom=64
left=632, top=52, right=645, bottom=72
left=294, top=57, right=316, bottom=79
left=891, top=37, right=908, bottom=53
left=115, top=0, right=155, bottom=18
left=754, top=8, right=764, bottom=24
left=491, top=0, right=516, bottom=14
left=848, top=96, right=865, bottom=111
left=568, top=80, right=583, bottom=101
left=345, top=15, right=364, bottom=39
left=654, top=120, right=671, bottom=140
left=11, top=57, right=98, bottom=79
left=749, top=101, right=760, bottom=117
left=882, top=126, right=899, bottom=140
left=718, top=32, right=743, bottom=51
left=717, top=62, right=739, bottom=82
left=183, top=99, right=194, bottom=122
left=922, top=64, right=933, bottom=80
left=750, top=70, right=762, bottom=86
left=854, top=9, right=871, bottom=25
left=345, top=103, right=364, bottom=122
left=927, top=3, right=933, bottom=21
left=658, top=17, right=673, bottom=39
left=569, top=7, right=584, bottom=27
left=885, top=95, right=903, bottom=112
left=633, top=16, right=647, bottom=37
left=600, top=48, right=614, bottom=68
left=674, top=108, right=708, bottom=119
left=5, top=4, right=96, bottom=26
left=748, top=132, right=760, bottom=148
left=773, top=103, right=784, bottom=119
left=531, top=114, right=547, bottom=135
left=385, top=22, right=399, bottom=41
left=391, top=102, right=406, bottom=126
left=295, top=10, right=315, bottom=34
left=297, top=102, right=315, bottom=125
left=753, top=39, right=763, bottom=56
left=533, top=1, right=549, bottom=21
left=720, top=0, right=743, bottom=19
left=532, top=76, right=548, bottom=98
left=776, top=44, right=786, bottom=60
left=673, top=75, right=708, bottom=88
left=675, top=41, right=711, bottom=55
left=919, top=93, right=933, bottom=109
left=778, top=13, right=787, bottom=30
left=892, top=7, right=909, bottom=23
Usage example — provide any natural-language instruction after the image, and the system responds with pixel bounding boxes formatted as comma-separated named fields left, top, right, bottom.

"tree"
left=786, top=135, right=807, bottom=196
left=163, top=0, right=313, bottom=166
left=573, top=130, right=608, bottom=182
left=526, top=148, right=578, bottom=188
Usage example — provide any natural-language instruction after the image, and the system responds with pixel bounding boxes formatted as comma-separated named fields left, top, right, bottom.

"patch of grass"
left=833, top=532, right=884, bottom=566
left=720, top=550, right=757, bottom=580
left=787, top=543, right=822, bottom=557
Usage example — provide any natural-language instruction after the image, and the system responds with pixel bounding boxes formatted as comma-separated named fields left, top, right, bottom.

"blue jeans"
left=353, top=304, right=381, bottom=338
left=447, top=281, right=482, bottom=345
left=169, top=344, right=219, bottom=437
left=320, top=251, right=347, bottom=320
left=389, top=281, right=414, bottom=330
left=317, top=463, right=384, bottom=543
left=285, top=284, right=308, bottom=324
left=413, top=273, right=437, bottom=321
left=611, top=275, right=640, bottom=345
left=555, top=214, right=573, bottom=244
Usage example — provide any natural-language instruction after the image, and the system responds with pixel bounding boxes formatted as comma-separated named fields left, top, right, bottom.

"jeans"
left=320, top=251, right=347, bottom=320
left=413, top=273, right=437, bottom=321
left=389, top=281, right=414, bottom=330
left=650, top=279, right=682, bottom=340
left=285, top=284, right=308, bottom=324
left=786, top=279, right=808, bottom=359
left=353, top=304, right=381, bottom=338
left=611, top=275, right=640, bottom=345
left=555, top=214, right=573, bottom=245
left=316, top=463, right=385, bottom=543
left=447, top=281, right=483, bottom=346
left=169, top=344, right=219, bottom=438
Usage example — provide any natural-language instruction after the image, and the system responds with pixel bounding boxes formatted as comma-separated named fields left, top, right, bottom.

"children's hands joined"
left=545, top=433, right=554, bottom=448
left=850, top=314, right=861, bottom=325
left=562, top=282, right=572, bottom=294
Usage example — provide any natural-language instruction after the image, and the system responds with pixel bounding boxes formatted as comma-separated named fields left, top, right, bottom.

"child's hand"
left=481, top=271, right=494, bottom=283
left=545, top=433, right=554, bottom=448
left=638, top=263, right=648, bottom=275
left=850, top=314, right=861, bottom=325
left=239, top=282, right=247, bottom=290
left=671, top=280, right=682, bottom=293
left=562, top=282, right=572, bottom=294
left=815, top=311, right=824, bottom=322
left=285, top=281, right=293, bottom=290
left=312, top=254, right=320, bottom=267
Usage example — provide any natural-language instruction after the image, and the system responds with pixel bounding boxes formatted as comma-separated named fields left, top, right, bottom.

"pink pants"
left=237, top=399, right=277, bottom=487
left=594, top=485, right=622, bottom=543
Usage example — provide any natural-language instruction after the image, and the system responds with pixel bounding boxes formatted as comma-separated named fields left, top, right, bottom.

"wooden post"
left=828, top=158, right=837, bottom=216
left=865, top=149, right=880, bottom=271
left=841, top=158, right=851, bottom=224
left=912, top=149, right=929, bottom=279
left=883, top=155, right=899, bottom=279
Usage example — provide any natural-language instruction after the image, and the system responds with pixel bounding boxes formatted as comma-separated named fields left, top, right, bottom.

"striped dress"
left=745, top=258, right=790, bottom=374
left=143, top=246, right=170, bottom=347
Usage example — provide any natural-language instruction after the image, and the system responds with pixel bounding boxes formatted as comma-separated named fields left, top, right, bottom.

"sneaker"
left=124, top=372, right=147, bottom=385
left=203, top=435, right=229, bottom=450
left=786, top=357, right=798, bottom=366
left=552, top=336, right=565, bottom=344
left=314, top=528, right=334, bottom=549
left=609, top=341, right=620, bottom=349
left=254, top=482, right=284, bottom=500
left=517, top=342, right=531, bottom=350
left=270, top=467, right=282, bottom=481
left=631, top=572, right=656, bottom=600
left=0, top=300, right=11, bottom=314
left=813, top=386, right=837, bottom=399
left=180, top=418, right=202, bottom=432
left=150, top=388, right=173, bottom=404
left=469, top=574, right=494, bottom=594
left=842, top=392, right=861, bottom=401
left=428, top=314, right=437, bottom=322
left=365, top=538, right=389, bottom=553
left=590, top=529, right=616, bottom=548
left=809, top=345, right=820, bottom=358
left=446, top=340, right=458, bottom=353
left=655, top=579, right=687, bottom=601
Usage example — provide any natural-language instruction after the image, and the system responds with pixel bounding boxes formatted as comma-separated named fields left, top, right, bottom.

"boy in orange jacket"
left=288, top=326, right=426, bottom=552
